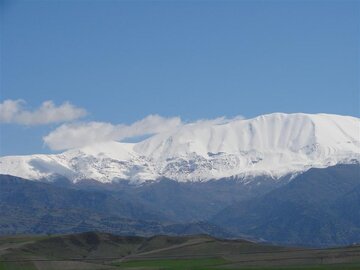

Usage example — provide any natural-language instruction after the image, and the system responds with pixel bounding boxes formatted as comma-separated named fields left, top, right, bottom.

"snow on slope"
left=1, top=113, right=359, bottom=183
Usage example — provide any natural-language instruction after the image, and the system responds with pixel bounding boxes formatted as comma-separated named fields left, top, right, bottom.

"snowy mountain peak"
left=1, top=113, right=359, bottom=183
left=136, top=113, right=359, bottom=159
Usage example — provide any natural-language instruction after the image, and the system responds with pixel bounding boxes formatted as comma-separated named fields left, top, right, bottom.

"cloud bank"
left=43, top=115, right=182, bottom=150
left=0, top=100, right=87, bottom=125
left=1, top=98, right=244, bottom=151
left=43, top=114, right=245, bottom=151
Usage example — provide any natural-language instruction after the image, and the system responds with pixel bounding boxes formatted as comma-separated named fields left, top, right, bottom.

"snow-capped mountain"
left=1, top=113, right=359, bottom=183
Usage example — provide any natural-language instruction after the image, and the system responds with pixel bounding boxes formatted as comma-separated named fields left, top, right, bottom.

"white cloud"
left=43, top=112, right=245, bottom=151
left=43, top=115, right=182, bottom=150
left=0, top=99, right=87, bottom=125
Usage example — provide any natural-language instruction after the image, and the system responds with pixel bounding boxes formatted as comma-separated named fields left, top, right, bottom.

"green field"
left=1, top=232, right=360, bottom=270
left=116, top=258, right=226, bottom=269
left=0, top=262, right=37, bottom=270
left=116, top=258, right=360, bottom=270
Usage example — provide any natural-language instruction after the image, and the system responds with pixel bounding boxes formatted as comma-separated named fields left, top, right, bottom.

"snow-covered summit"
left=1, top=113, right=359, bottom=183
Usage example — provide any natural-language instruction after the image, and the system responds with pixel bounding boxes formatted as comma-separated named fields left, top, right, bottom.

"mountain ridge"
left=1, top=164, right=359, bottom=246
left=1, top=112, right=359, bottom=183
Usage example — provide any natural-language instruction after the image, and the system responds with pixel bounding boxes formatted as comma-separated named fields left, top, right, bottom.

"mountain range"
left=1, top=113, right=359, bottom=183
left=0, top=112, right=359, bottom=247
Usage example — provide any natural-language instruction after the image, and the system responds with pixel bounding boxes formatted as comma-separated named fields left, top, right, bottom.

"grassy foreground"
left=0, top=232, right=360, bottom=270
left=116, top=257, right=226, bottom=269
left=116, top=258, right=360, bottom=270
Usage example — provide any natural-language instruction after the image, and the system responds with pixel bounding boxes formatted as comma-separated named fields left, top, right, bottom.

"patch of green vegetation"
left=233, top=264, right=360, bottom=270
left=115, top=259, right=360, bottom=270
left=0, top=261, right=37, bottom=270
left=116, top=257, right=227, bottom=270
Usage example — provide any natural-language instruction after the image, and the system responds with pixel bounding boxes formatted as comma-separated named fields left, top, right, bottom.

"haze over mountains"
left=1, top=113, right=359, bottom=183
left=0, top=112, right=359, bottom=247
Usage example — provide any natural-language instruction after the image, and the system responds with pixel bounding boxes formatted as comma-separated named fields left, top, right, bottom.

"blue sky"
left=0, top=0, right=359, bottom=155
